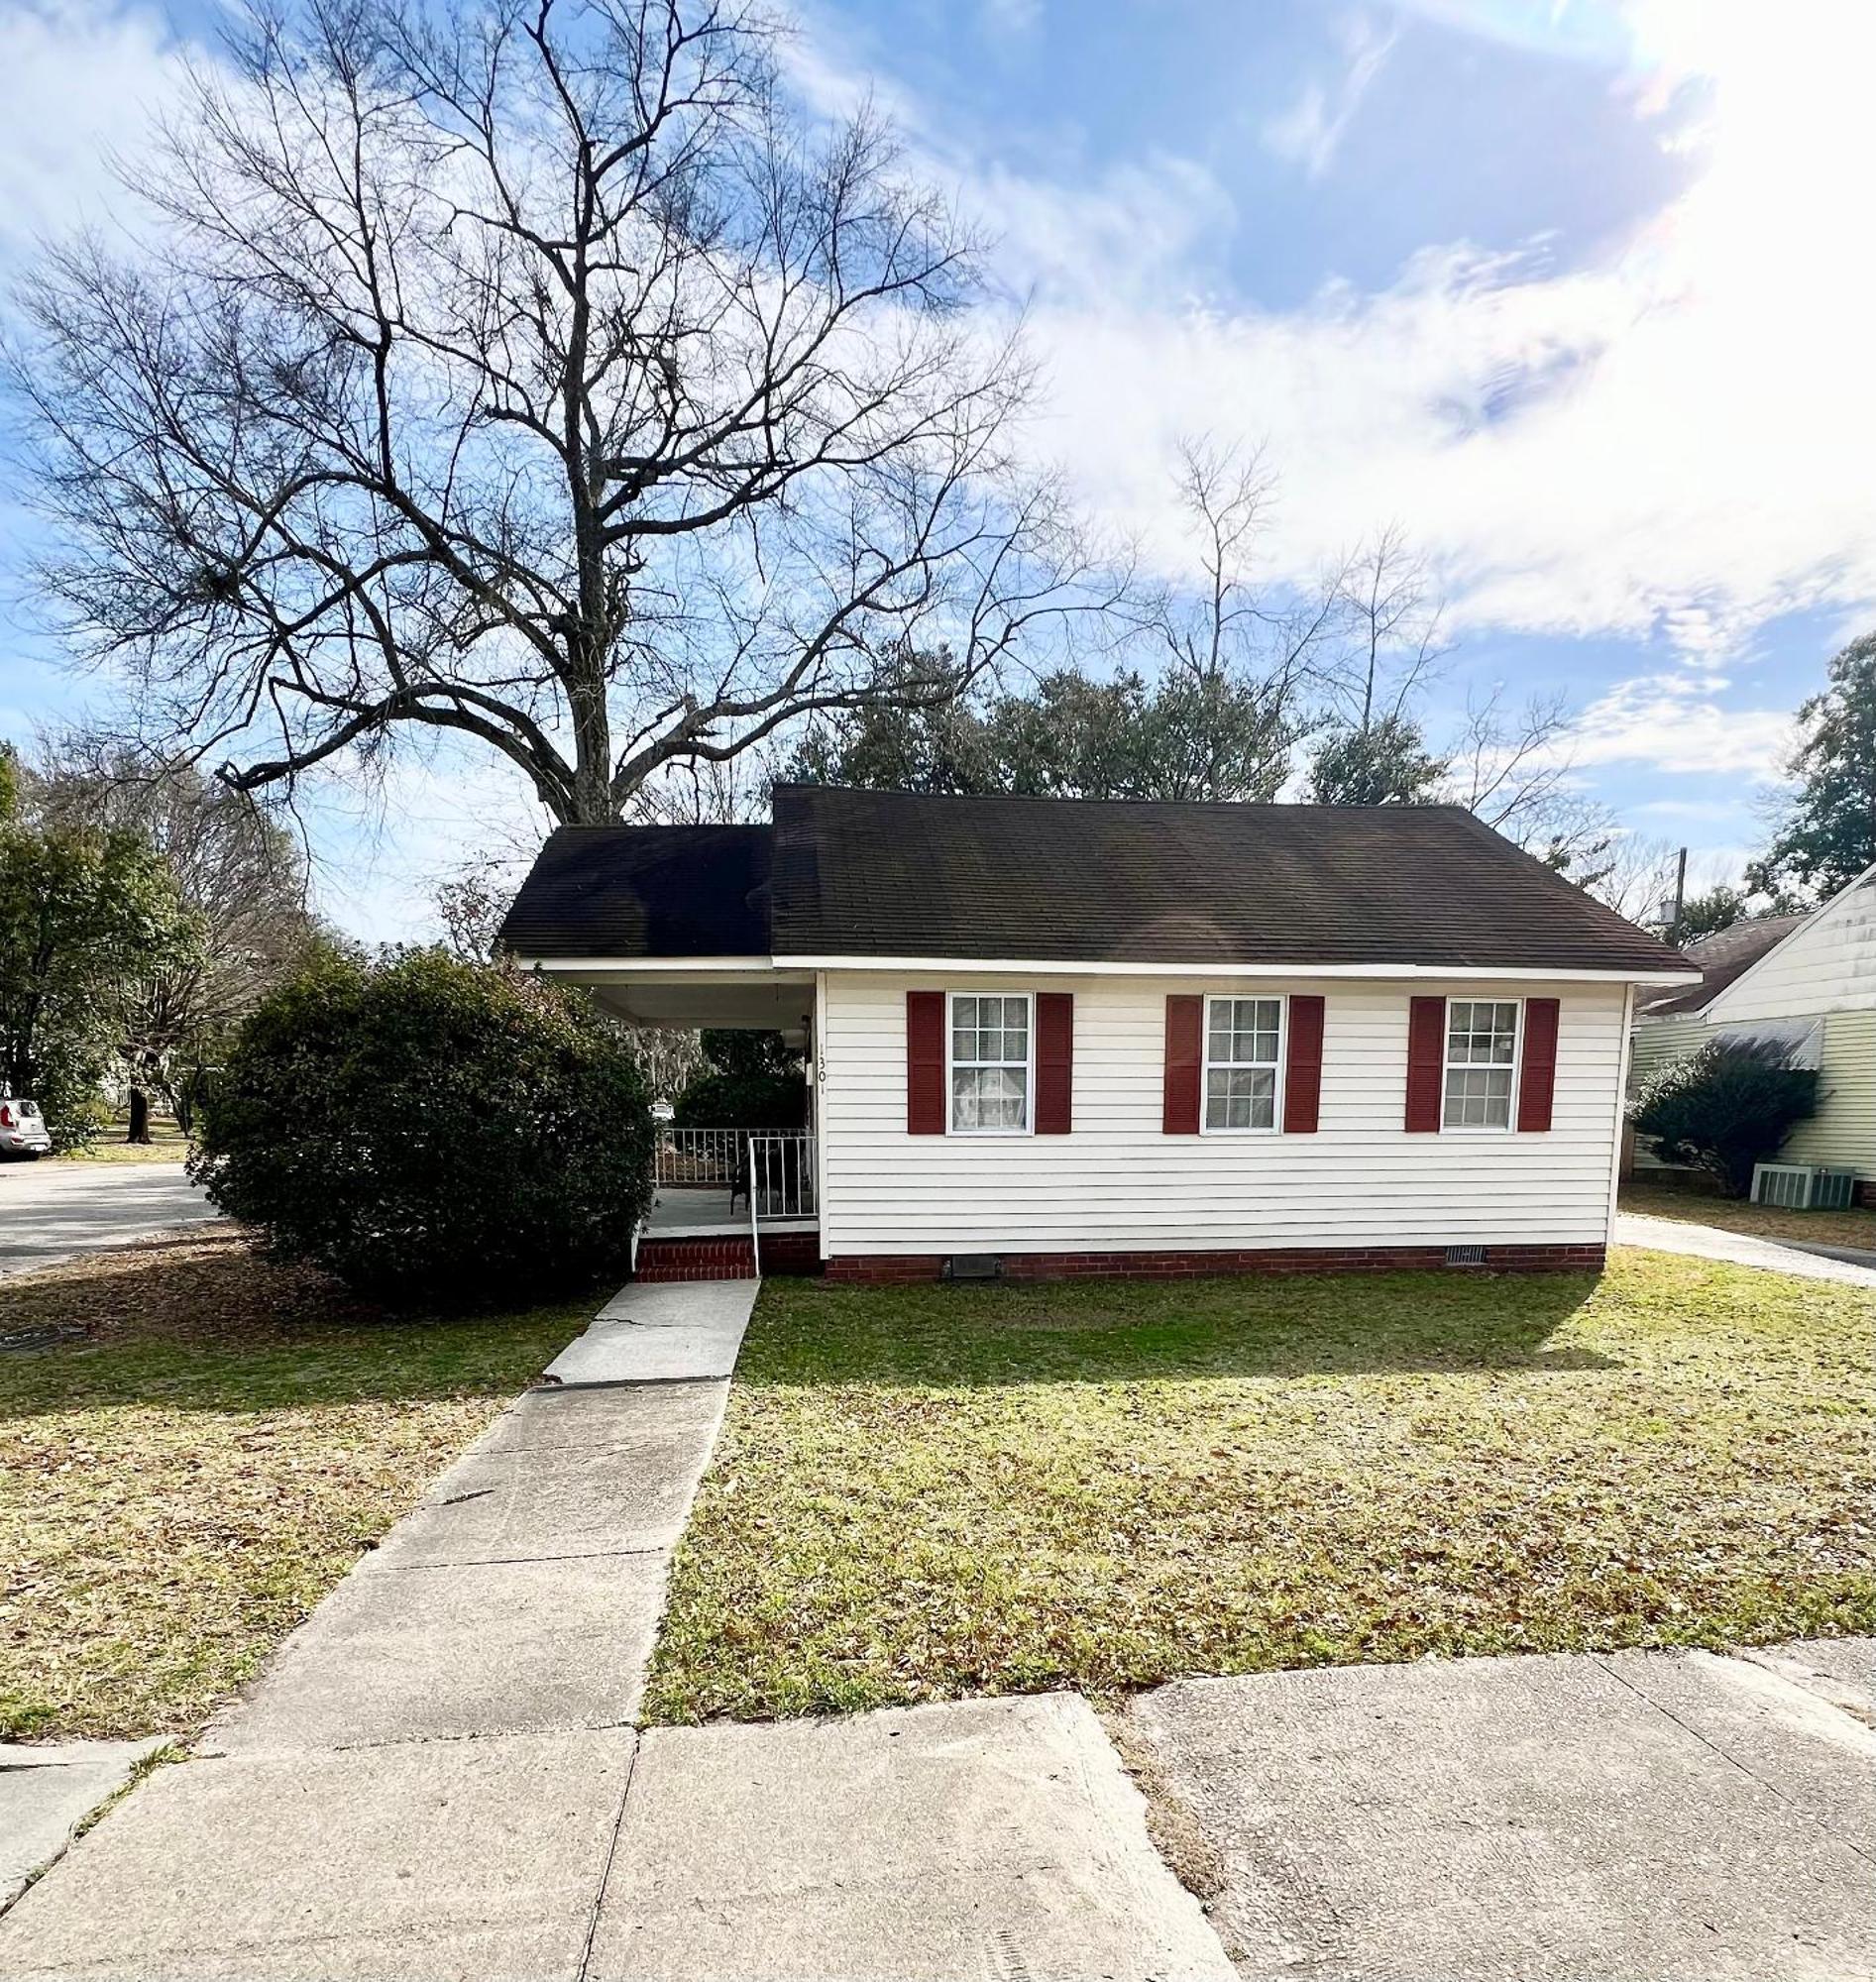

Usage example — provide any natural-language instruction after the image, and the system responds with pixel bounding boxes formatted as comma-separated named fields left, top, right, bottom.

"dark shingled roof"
left=498, top=789, right=1693, bottom=975
left=766, top=786, right=1688, bottom=972
left=1635, top=912, right=1810, bottom=1018
left=496, top=824, right=771, bottom=959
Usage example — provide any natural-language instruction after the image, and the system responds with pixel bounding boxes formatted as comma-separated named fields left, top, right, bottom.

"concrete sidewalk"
left=1616, top=1210, right=1876, bottom=1286
left=0, top=1740, right=166, bottom=1909
left=1133, top=1638, right=1876, bottom=1982
left=542, top=1277, right=757, bottom=1385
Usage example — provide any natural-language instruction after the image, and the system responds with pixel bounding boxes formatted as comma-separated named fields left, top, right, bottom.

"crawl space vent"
left=1444, top=1245, right=1488, bottom=1267
left=943, top=1255, right=1003, bottom=1281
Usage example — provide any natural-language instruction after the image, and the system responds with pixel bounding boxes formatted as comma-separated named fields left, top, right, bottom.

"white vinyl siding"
left=818, top=971, right=1627, bottom=1257
left=1706, top=873, right=1876, bottom=1023
left=1629, top=1017, right=1710, bottom=1090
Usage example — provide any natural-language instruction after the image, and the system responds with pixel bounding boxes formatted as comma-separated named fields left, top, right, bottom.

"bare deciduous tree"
left=11, top=0, right=1098, bottom=826
left=1446, top=685, right=1616, bottom=875
left=1325, top=524, right=1449, bottom=734
left=1128, top=439, right=1343, bottom=800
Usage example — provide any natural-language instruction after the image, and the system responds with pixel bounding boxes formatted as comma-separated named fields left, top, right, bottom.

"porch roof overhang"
left=519, top=956, right=815, bottom=1040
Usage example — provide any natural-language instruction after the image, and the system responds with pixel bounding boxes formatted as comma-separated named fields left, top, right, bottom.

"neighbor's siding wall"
left=818, top=971, right=1627, bottom=1258
left=1629, top=884, right=1876, bottom=1178
left=1629, top=1016, right=1710, bottom=1089
left=1708, top=877, right=1876, bottom=1024
left=1782, top=1011, right=1876, bottom=1175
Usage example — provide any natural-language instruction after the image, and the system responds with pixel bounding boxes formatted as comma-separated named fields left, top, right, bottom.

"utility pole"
left=1671, top=846, right=1688, bottom=932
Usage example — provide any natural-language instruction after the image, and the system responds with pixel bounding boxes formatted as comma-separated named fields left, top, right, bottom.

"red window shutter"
left=1163, top=995, right=1202, bottom=1135
left=1283, top=995, right=1325, bottom=1134
left=1036, top=993, right=1074, bottom=1135
left=1517, top=997, right=1560, bottom=1132
left=1405, top=996, right=1446, bottom=1133
left=906, top=991, right=945, bottom=1135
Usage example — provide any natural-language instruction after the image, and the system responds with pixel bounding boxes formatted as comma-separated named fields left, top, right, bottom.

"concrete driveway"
left=1615, top=1210, right=1876, bottom=1287
left=0, top=1158, right=219, bottom=1279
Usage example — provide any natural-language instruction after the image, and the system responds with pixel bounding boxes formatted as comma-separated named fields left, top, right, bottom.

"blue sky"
left=2, top=0, right=1871, bottom=936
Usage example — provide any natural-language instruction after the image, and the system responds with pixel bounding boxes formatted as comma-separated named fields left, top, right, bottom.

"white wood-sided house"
left=498, top=787, right=1696, bottom=1282
left=1630, top=863, right=1876, bottom=1193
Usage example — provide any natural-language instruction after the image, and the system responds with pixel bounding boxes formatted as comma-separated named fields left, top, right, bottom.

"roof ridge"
left=774, top=782, right=1474, bottom=816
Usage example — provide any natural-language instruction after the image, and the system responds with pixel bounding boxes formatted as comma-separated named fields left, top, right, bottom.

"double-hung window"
left=1442, top=999, right=1520, bottom=1130
left=949, top=993, right=1032, bottom=1133
left=1203, top=996, right=1283, bottom=1133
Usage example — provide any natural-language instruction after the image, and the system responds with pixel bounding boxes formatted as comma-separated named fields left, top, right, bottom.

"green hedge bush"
left=192, top=949, right=654, bottom=1302
left=673, top=1029, right=807, bottom=1128
left=1631, top=1040, right=1821, bottom=1197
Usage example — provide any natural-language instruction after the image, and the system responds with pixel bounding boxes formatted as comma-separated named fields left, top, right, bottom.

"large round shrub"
left=1631, top=1039, right=1820, bottom=1197
left=192, top=949, right=654, bottom=1302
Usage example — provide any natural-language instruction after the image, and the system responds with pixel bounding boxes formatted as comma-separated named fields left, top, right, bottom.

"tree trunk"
left=127, top=1086, right=152, bottom=1144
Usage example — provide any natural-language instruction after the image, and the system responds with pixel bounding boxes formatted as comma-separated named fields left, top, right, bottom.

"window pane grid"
left=1203, top=996, right=1282, bottom=1131
left=950, top=994, right=1030, bottom=1133
left=1443, top=1001, right=1518, bottom=1128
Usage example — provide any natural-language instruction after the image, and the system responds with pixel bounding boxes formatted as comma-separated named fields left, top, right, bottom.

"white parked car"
left=0, top=1095, right=53, bottom=1158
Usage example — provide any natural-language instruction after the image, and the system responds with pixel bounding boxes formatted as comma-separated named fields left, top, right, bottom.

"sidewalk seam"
left=1591, top=1653, right=1876, bottom=1870
left=577, top=1736, right=639, bottom=1982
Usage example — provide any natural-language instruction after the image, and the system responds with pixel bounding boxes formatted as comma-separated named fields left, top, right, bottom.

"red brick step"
left=634, top=1237, right=757, bottom=1282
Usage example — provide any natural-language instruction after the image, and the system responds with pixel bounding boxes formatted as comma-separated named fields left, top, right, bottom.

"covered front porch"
left=542, top=962, right=824, bottom=1275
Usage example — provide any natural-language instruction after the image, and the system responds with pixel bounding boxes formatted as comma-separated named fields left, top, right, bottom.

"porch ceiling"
left=586, top=976, right=815, bottom=1038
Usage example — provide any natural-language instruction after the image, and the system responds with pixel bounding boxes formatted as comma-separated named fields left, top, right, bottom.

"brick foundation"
left=823, top=1243, right=1606, bottom=1285
left=754, top=1231, right=825, bottom=1276
left=633, top=1231, right=825, bottom=1282
left=1857, top=1180, right=1876, bottom=1210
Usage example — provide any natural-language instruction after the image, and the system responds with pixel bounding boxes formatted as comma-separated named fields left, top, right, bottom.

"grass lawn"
left=55, top=1119, right=193, bottom=1164
left=0, top=1230, right=590, bottom=1741
left=644, top=1251, right=1876, bottom=1723
left=1622, top=1183, right=1876, bottom=1254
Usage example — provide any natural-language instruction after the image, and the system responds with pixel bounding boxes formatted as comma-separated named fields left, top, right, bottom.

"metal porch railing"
left=653, top=1127, right=818, bottom=1220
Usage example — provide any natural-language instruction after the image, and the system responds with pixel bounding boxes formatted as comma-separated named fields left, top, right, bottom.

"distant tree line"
left=0, top=739, right=322, bottom=1147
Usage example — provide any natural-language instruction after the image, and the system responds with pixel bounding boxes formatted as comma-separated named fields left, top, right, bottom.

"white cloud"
left=977, top=0, right=1042, bottom=44
left=1563, top=674, right=1794, bottom=776
left=0, top=1, right=189, bottom=266
left=973, top=1, right=1876, bottom=669
left=1262, top=13, right=1397, bottom=179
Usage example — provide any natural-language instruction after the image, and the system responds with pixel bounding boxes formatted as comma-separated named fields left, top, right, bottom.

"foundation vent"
left=1444, top=1245, right=1488, bottom=1267
left=943, top=1255, right=1004, bottom=1281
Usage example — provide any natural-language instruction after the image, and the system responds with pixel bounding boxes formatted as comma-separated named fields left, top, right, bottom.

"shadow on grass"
left=742, top=1267, right=1615, bottom=1388
left=0, top=1227, right=604, bottom=1418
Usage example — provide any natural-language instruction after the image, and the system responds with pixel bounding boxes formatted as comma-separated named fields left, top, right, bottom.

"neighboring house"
left=498, top=787, right=1695, bottom=1282
left=1630, top=864, right=1876, bottom=1191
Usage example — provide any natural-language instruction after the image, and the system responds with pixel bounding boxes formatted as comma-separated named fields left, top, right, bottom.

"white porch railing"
left=653, top=1127, right=743, bottom=1188
left=746, top=1132, right=818, bottom=1220
left=653, top=1126, right=818, bottom=1221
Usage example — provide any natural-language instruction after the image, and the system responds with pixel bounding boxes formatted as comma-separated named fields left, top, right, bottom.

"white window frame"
left=1440, top=995, right=1524, bottom=1135
left=945, top=990, right=1036, bottom=1138
left=1199, top=992, right=1288, bottom=1138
